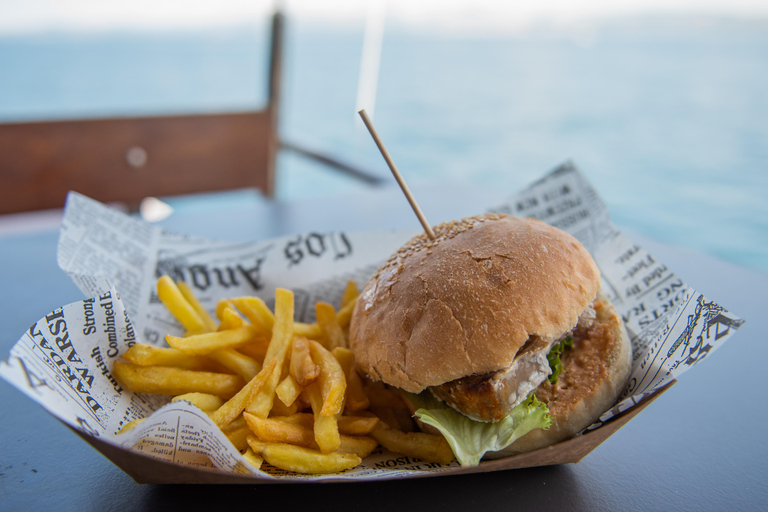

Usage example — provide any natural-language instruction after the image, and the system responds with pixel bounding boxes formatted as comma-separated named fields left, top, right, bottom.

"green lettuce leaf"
left=407, top=391, right=552, bottom=467
left=547, top=336, right=573, bottom=384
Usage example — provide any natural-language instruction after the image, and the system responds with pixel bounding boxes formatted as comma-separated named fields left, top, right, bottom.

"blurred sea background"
left=0, top=1, right=766, bottom=273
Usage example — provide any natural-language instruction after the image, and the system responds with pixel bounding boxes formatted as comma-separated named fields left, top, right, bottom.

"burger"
left=348, top=213, right=632, bottom=466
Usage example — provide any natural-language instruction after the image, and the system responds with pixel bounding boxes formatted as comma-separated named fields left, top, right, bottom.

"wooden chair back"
left=0, top=13, right=283, bottom=214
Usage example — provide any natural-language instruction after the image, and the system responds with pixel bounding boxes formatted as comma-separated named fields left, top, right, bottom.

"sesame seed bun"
left=349, top=213, right=602, bottom=393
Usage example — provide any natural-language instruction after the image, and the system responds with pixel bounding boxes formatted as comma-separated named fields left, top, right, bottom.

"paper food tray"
left=0, top=163, right=743, bottom=483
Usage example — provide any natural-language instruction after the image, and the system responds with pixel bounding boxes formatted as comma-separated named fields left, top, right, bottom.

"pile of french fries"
left=112, top=276, right=454, bottom=475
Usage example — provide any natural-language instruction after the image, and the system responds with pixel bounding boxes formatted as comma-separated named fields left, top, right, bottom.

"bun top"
left=349, top=213, right=600, bottom=393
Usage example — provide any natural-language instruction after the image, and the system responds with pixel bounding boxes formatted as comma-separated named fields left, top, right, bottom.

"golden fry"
left=336, top=300, right=356, bottom=331
left=235, top=337, right=270, bottom=361
left=315, top=302, right=346, bottom=350
left=271, top=412, right=313, bottom=427
left=245, top=355, right=285, bottom=418
left=171, top=392, right=224, bottom=411
left=121, top=343, right=214, bottom=371
left=156, top=276, right=209, bottom=333
left=304, top=382, right=340, bottom=453
left=113, top=361, right=244, bottom=398
left=166, top=325, right=261, bottom=356
left=245, top=289, right=295, bottom=417
left=290, top=337, right=320, bottom=386
left=244, top=413, right=315, bottom=447
left=263, top=289, right=295, bottom=363
left=242, top=447, right=264, bottom=470
left=270, top=397, right=299, bottom=417
left=120, top=278, right=460, bottom=476
left=207, top=348, right=261, bottom=381
left=230, top=297, right=275, bottom=333
left=341, top=280, right=359, bottom=308
left=338, top=415, right=379, bottom=436
left=117, top=418, right=145, bottom=434
left=337, top=435, right=378, bottom=458
left=275, top=374, right=302, bottom=407
left=176, top=280, right=217, bottom=332
left=370, top=420, right=454, bottom=465
left=225, top=424, right=251, bottom=452
left=244, top=414, right=377, bottom=459
left=308, top=340, right=346, bottom=417
left=217, top=303, right=245, bottom=330
left=222, top=415, right=247, bottom=432
left=246, top=437, right=361, bottom=474
left=294, top=322, right=323, bottom=340
left=337, top=280, right=359, bottom=330
left=332, top=347, right=369, bottom=412
left=273, top=413, right=377, bottom=436
left=209, top=358, right=277, bottom=429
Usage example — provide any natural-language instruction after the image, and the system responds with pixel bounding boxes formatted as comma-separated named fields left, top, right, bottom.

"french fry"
left=275, top=374, right=302, bottom=407
left=337, top=280, right=359, bottom=329
left=215, top=299, right=230, bottom=320
left=217, top=303, right=245, bottom=331
left=222, top=415, right=249, bottom=450
left=246, top=289, right=294, bottom=417
left=315, top=302, right=346, bottom=350
left=245, top=357, right=285, bottom=418
left=337, top=435, right=378, bottom=458
left=225, top=424, right=251, bottom=452
left=244, top=414, right=377, bottom=458
left=166, top=325, right=261, bottom=356
left=271, top=412, right=376, bottom=435
left=207, top=348, right=261, bottom=381
left=116, top=277, right=461, bottom=476
left=113, top=361, right=244, bottom=398
left=370, top=420, right=454, bottom=465
left=244, top=413, right=315, bottom=447
left=156, top=276, right=209, bottom=333
left=121, top=343, right=214, bottom=371
left=246, top=437, right=361, bottom=474
left=294, top=322, right=323, bottom=340
left=230, top=297, right=275, bottom=333
left=338, top=415, right=379, bottom=436
left=308, top=340, right=346, bottom=416
left=176, top=280, right=217, bottom=332
left=304, top=382, right=340, bottom=453
left=270, top=412, right=313, bottom=427
left=242, top=447, right=264, bottom=470
left=270, top=397, right=299, bottom=416
left=117, top=418, right=145, bottom=434
left=336, top=299, right=356, bottom=330
left=222, top=415, right=247, bottom=432
left=209, top=358, right=277, bottom=429
left=263, top=289, right=295, bottom=363
left=235, top=337, right=270, bottom=361
left=290, top=337, right=320, bottom=386
left=232, top=295, right=318, bottom=339
left=171, top=392, right=224, bottom=411
left=332, top=347, right=369, bottom=412
left=341, top=280, right=359, bottom=308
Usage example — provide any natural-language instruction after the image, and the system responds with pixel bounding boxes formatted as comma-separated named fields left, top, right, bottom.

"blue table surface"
left=1, top=182, right=766, bottom=511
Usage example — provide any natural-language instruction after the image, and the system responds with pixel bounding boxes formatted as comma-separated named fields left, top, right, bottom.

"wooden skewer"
left=358, top=109, right=436, bottom=240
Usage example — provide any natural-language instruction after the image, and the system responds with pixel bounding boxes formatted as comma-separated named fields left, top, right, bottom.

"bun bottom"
left=485, top=292, right=632, bottom=459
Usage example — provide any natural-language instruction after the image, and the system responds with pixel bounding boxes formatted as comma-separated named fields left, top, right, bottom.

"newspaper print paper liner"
left=0, top=162, right=744, bottom=482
